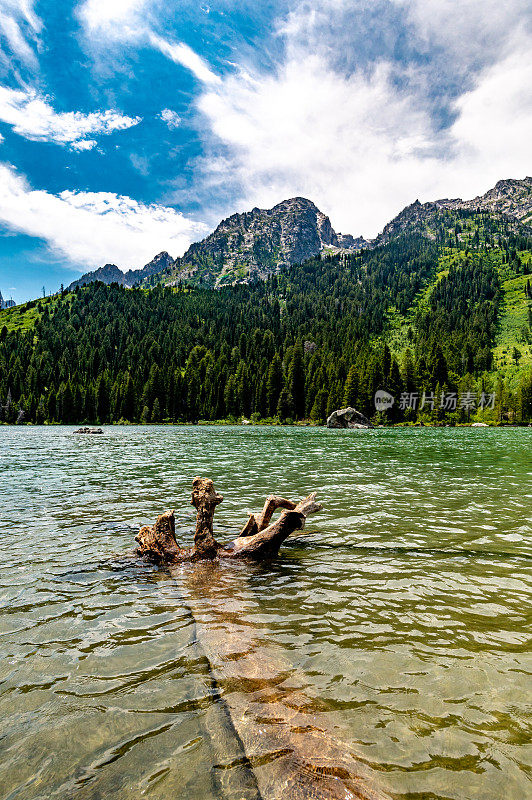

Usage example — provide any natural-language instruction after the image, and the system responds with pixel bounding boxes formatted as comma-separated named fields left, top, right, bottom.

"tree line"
left=1, top=231, right=531, bottom=425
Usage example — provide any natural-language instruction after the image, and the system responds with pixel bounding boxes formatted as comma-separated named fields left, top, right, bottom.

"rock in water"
left=73, top=427, right=104, bottom=434
left=326, top=407, right=373, bottom=429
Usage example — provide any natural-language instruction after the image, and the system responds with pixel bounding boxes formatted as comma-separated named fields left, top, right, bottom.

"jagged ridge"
left=68, top=252, right=173, bottom=291
left=375, top=177, right=532, bottom=245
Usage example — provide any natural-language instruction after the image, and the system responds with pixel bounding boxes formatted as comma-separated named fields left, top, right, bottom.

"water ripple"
left=0, top=425, right=531, bottom=800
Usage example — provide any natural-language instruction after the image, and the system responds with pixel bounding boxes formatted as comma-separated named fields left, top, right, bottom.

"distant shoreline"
left=2, top=421, right=531, bottom=429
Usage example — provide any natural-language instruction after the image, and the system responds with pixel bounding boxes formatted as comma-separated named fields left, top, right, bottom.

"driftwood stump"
left=135, top=478, right=321, bottom=562
left=134, top=484, right=391, bottom=799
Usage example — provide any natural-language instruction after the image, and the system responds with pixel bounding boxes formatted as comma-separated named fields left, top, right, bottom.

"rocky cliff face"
left=163, top=197, right=366, bottom=287
left=131, top=251, right=173, bottom=284
left=374, top=200, right=439, bottom=245
left=336, top=232, right=368, bottom=249
left=68, top=252, right=173, bottom=291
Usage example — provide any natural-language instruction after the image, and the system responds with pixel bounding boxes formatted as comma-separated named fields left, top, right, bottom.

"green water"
left=0, top=425, right=531, bottom=800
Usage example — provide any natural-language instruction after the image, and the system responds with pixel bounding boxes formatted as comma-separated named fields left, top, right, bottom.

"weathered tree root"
left=238, top=495, right=297, bottom=537
left=135, top=478, right=321, bottom=562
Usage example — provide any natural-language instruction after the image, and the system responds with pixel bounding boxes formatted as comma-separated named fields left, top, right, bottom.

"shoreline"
left=1, top=420, right=531, bottom=428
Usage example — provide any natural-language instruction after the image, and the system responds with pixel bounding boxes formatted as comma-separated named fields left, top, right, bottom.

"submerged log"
left=135, top=478, right=321, bottom=562
left=136, top=511, right=181, bottom=561
left=238, top=495, right=297, bottom=537
left=229, top=492, right=321, bottom=559
left=175, top=560, right=390, bottom=800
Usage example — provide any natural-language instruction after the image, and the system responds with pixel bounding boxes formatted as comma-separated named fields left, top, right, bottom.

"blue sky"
left=0, top=0, right=530, bottom=302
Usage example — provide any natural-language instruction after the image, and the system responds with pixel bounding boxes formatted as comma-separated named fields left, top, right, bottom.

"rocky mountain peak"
left=375, top=199, right=437, bottom=244
left=494, top=176, right=532, bottom=193
left=128, top=252, right=172, bottom=283
left=69, top=263, right=125, bottom=291
left=66, top=176, right=532, bottom=295
left=164, top=196, right=365, bottom=287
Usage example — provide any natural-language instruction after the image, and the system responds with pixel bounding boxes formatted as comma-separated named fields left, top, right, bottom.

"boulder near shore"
left=326, top=407, right=374, bottom=429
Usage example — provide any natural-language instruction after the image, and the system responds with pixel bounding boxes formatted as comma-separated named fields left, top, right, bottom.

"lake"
left=0, top=425, right=531, bottom=800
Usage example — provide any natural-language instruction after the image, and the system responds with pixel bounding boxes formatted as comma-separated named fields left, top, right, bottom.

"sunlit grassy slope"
left=383, top=246, right=531, bottom=384
left=0, top=295, right=69, bottom=333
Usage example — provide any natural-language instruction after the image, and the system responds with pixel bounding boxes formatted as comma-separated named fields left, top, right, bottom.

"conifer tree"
left=151, top=397, right=161, bottom=422
left=288, top=342, right=305, bottom=419
left=326, top=381, right=343, bottom=418
left=388, top=360, right=403, bottom=421
left=402, top=349, right=416, bottom=394
left=343, top=365, right=358, bottom=407
left=96, top=374, right=110, bottom=422
left=46, top=390, right=56, bottom=422
left=518, top=369, right=532, bottom=421
left=121, top=374, right=135, bottom=420
left=430, top=345, right=448, bottom=387
left=276, top=386, right=294, bottom=422
left=266, top=353, right=283, bottom=417
left=310, top=388, right=328, bottom=423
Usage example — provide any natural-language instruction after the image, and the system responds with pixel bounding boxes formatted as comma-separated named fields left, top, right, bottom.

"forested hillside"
left=2, top=217, right=532, bottom=425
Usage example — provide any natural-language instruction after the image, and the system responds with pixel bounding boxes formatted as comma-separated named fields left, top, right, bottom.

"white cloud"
left=4, top=0, right=40, bottom=31
left=188, top=0, right=532, bottom=236
left=195, top=56, right=442, bottom=235
left=70, top=138, right=98, bottom=151
left=29, top=0, right=532, bottom=245
left=159, top=108, right=181, bottom=129
left=280, top=0, right=531, bottom=79
left=73, top=0, right=531, bottom=239
left=0, top=13, right=35, bottom=65
left=397, top=0, right=531, bottom=64
left=447, top=43, right=532, bottom=196
left=149, top=34, right=221, bottom=85
left=0, top=85, right=141, bottom=147
left=0, top=0, right=41, bottom=67
left=0, top=163, right=209, bottom=268
left=78, top=0, right=221, bottom=86
left=78, top=0, right=149, bottom=34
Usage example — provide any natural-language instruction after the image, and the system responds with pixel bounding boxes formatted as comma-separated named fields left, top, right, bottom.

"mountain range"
left=68, top=177, right=532, bottom=291
left=4, top=175, right=532, bottom=427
